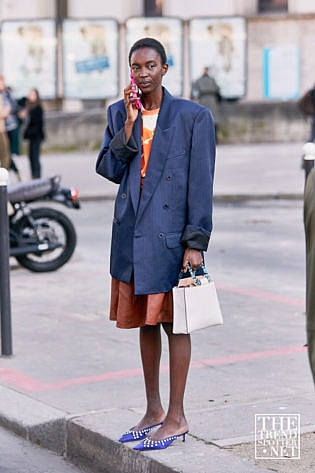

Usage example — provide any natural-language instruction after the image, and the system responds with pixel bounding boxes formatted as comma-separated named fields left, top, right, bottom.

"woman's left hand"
left=182, top=248, right=203, bottom=271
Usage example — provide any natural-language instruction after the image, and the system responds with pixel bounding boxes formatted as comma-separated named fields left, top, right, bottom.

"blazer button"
left=121, top=193, right=127, bottom=199
left=159, top=233, right=164, bottom=238
left=166, top=175, right=172, bottom=181
left=163, top=204, right=169, bottom=209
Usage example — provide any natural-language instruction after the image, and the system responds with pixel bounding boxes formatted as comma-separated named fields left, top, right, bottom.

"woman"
left=0, top=85, right=11, bottom=170
left=23, top=88, right=45, bottom=179
left=96, top=38, right=216, bottom=451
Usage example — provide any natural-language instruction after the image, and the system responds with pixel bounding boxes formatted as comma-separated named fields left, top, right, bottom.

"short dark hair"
left=128, top=37, right=167, bottom=65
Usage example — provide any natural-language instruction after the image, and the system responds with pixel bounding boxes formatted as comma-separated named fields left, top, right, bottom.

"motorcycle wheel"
left=15, top=207, right=77, bottom=272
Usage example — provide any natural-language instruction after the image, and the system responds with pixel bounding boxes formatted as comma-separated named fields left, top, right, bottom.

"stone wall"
left=217, top=100, right=311, bottom=143
left=42, top=109, right=107, bottom=151
left=41, top=101, right=311, bottom=151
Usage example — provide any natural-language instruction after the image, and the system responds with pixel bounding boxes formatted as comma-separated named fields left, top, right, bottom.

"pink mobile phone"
left=129, top=70, right=142, bottom=109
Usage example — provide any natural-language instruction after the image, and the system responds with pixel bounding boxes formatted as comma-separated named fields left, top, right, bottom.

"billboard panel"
left=190, top=17, right=247, bottom=99
left=1, top=20, right=57, bottom=99
left=63, top=19, right=119, bottom=99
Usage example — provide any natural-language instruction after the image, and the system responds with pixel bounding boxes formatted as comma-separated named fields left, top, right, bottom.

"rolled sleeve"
left=110, top=127, right=138, bottom=164
left=180, top=225, right=210, bottom=251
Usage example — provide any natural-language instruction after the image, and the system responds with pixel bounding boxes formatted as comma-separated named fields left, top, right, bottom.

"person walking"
left=0, top=82, right=11, bottom=170
left=22, top=88, right=45, bottom=179
left=192, top=66, right=221, bottom=141
left=96, top=38, right=216, bottom=451
left=0, top=76, right=22, bottom=180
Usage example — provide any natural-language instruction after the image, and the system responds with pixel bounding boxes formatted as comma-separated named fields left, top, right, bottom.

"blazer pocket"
left=167, top=151, right=185, bottom=160
left=165, top=232, right=183, bottom=249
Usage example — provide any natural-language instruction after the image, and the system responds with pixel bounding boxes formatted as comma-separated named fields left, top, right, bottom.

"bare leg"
left=150, top=323, right=191, bottom=440
left=133, top=325, right=165, bottom=430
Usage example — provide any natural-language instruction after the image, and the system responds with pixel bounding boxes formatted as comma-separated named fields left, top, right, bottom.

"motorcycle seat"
left=8, top=176, right=61, bottom=203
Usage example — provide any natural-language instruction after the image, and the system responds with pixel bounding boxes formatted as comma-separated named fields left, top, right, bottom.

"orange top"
left=141, top=108, right=160, bottom=177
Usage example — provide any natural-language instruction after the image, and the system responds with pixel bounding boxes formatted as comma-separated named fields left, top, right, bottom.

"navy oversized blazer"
left=96, top=88, right=216, bottom=295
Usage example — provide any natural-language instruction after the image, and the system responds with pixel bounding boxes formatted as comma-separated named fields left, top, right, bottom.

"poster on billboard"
left=1, top=19, right=56, bottom=99
left=126, top=17, right=183, bottom=97
left=62, top=19, right=119, bottom=99
left=263, top=45, right=299, bottom=100
left=189, top=17, right=246, bottom=99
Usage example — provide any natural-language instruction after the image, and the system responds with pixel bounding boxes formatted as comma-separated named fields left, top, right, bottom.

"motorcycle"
left=8, top=175, right=80, bottom=272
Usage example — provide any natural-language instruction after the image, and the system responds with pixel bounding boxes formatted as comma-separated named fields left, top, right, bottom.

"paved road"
left=0, top=427, right=84, bottom=473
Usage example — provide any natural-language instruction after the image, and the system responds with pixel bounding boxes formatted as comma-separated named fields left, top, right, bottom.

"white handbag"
left=172, top=263, right=223, bottom=334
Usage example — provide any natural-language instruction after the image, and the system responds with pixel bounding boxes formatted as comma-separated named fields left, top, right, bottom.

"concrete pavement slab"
left=188, top=394, right=315, bottom=446
left=230, top=432, right=315, bottom=473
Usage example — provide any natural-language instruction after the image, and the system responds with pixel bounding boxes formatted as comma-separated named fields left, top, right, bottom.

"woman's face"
left=130, top=47, right=168, bottom=95
left=28, top=89, right=37, bottom=102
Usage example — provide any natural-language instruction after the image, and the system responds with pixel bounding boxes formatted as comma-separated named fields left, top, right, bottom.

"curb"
left=0, top=386, right=66, bottom=454
left=66, top=414, right=273, bottom=473
left=67, top=419, right=175, bottom=473
left=78, top=193, right=304, bottom=203
left=0, top=386, right=277, bottom=473
left=213, top=193, right=303, bottom=202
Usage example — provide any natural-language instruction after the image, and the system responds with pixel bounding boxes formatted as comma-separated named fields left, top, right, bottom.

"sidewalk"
left=1, top=142, right=314, bottom=473
left=9, top=141, right=306, bottom=201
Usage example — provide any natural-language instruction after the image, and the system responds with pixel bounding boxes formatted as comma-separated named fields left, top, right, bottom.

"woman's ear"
left=161, top=64, right=168, bottom=76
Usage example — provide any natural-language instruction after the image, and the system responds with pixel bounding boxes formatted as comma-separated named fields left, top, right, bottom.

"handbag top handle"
left=177, top=262, right=210, bottom=286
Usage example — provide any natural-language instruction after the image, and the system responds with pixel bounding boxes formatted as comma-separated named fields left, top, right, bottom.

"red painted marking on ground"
left=216, top=283, right=305, bottom=308
left=0, top=345, right=307, bottom=393
left=190, top=345, right=307, bottom=368
left=46, top=367, right=144, bottom=390
left=0, top=367, right=50, bottom=392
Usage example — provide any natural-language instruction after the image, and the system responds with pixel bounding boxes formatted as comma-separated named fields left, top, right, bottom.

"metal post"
left=0, top=168, right=13, bottom=356
left=303, top=142, right=315, bottom=182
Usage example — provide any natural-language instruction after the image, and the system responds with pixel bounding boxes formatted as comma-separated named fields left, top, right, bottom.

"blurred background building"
left=0, top=0, right=314, bottom=145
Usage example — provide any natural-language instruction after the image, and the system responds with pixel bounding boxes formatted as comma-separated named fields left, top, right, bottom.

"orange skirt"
left=110, top=278, right=173, bottom=328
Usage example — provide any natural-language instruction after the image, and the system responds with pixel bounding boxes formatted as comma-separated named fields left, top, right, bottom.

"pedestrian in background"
left=21, top=88, right=45, bottom=179
left=96, top=38, right=215, bottom=451
left=297, top=85, right=315, bottom=142
left=0, top=76, right=23, bottom=180
left=192, top=66, right=222, bottom=141
left=0, top=76, right=11, bottom=170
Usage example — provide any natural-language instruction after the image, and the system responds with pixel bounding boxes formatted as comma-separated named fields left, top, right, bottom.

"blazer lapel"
left=136, top=89, right=175, bottom=222
left=129, top=111, right=142, bottom=214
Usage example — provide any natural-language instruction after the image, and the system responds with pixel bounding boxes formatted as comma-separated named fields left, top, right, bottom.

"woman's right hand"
left=124, top=83, right=140, bottom=143
left=124, top=83, right=140, bottom=124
